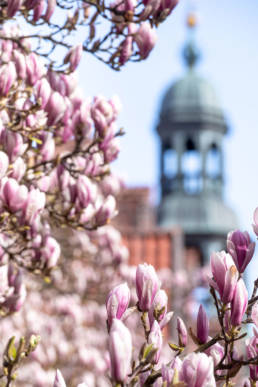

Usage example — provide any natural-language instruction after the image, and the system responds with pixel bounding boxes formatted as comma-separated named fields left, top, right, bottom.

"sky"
left=78, top=0, right=258, bottom=284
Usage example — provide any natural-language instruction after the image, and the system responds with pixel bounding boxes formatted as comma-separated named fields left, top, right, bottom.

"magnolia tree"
left=0, top=0, right=178, bottom=310
left=0, top=0, right=180, bottom=385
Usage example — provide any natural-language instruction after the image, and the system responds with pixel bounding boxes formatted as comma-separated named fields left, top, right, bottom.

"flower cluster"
left=0, top=0, right=179, bottom=70
left=49, top=226, right=257, bottom=387
left=0, top=26, right=123, bottom=284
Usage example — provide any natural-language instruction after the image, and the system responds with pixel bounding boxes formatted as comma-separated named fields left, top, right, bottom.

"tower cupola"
left=156, top=14, right=237, bottom=261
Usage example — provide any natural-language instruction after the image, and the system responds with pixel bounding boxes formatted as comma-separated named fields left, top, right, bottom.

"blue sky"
left=78, top=0, right=258, bottom=283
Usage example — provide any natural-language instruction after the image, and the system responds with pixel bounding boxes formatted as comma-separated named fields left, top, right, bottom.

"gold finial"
left=187, top=12, right=197, bottom=28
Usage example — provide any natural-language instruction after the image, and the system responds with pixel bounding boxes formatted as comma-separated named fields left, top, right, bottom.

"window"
left=206, top=143, right=220, bottom=178
left=182, top=138, right=202, bottom=194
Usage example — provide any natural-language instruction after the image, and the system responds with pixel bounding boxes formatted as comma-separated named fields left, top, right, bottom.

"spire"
left=183, top=11, right=200, bottom=69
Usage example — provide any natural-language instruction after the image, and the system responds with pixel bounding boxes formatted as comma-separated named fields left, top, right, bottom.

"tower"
left=156, top=15, right=237, bottom=264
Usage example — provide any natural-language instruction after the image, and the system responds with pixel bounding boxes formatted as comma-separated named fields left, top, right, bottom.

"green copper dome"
left=159, top=70, right=228, bottom=132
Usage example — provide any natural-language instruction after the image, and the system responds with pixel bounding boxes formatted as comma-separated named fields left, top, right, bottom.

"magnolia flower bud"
left=13, top=51, right=27, bottom=80
left=76, top=175, right=96, bottom=208
left=106, top=283, right=130, bottom=328
left=91, top=96, right=114, bottom=136
left=148, top=289, right=168, bottom=327
left=6, top=267, right=26, bottom=312
left=109, top=319, right=132, bottom=382
left=197, top=305, right=209, bottom=344
left=1, top=178, right=28, bottom=213
left=230, top=278, right=248, bottom=326
left=46, top=92, right=66, bottom=125
left=209, top=251, right=238, bottom=303
left=136, top=263, right=160, bottom=311
left=134, top=22, right=157, bottom=59
left=23, top=188, right=46, bottom=226
left=156, top=0, right=178, bottom=17
left=53, top=370, right=66, bottom=387
left=179, top=353, right=216, bottom=387
left=39, top=133, right=55, bottom=161
left=7, top=0, right=22, bottom=17
left=26, top=53, right=45, bottom=86
left=1, top=130, right=27, bottom=162
left=9, top=157, right=25, bottom=181
left=32, top=0, right=45, bottom=21
left=227, top=230, right=255, bottom=273
left=148, top=320, right=162, bottom=363
left=0, top=63, right=17, bottom=96
left=95, top=195, right=116, bottom=226
left=0, top=151, right=9, bottom=179
left=177, top=317, right=187, bottom=347
left=41, top=236, right=61, bottom=269
left=160, top=310, right=173, bottom=329
left=44, top=0, right=56, bottom=21
left=36, top=78, right=51, bottom=108
left=64, top=44, right=83, bottom=72
left=119, top=37, right=133, bottom=65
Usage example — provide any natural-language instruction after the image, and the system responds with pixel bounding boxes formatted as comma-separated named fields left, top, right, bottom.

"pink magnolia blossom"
left=109, top=319, right=132, bottom=382
left=1, top=178, right=28, bottom=213
left=7, top=0, right=22, bottom=17
left=197, top=304, right=209, bottom=344
left=23, top=188, right=46, bottom=226
left=32, top=0, right=45, bottom=21
left=136, top=263, right=160, bottom=311
left=177, top=316, right=188, bottom=347
left=26, top=53, right=45, bottom=86
left=230, top=278, right=248, bottom=326
left=119, top=37, right=133, bottom=65
left=91, top=96, right=116, bottom=136
left=0, top=151, right=9, bottom=179
left=106, top=283, right=130, bottom=328
left=148, top=289, right=168, bottom=327
left=13, top=50, right=27, bottom=80
left=40, top=236, right=61, bottom=269
left=95, top=195, right=117, bottom=226
left=9, top=157, right=26, bottom=181
left=36, top=78, right=51, bottom=108
left=64, top=44, right=83, bottom=72
left=134, top=22, right=157, bottom=59
left=46, top=91, right=66, bottom=125
left=210, top=251, right=238, bottom=303
left=148, top=320, right=162, bottom=363
left=0, top=62, right=16, bottom=96
left=227, top=230, right=255, bottom=273
left=1, top=130, right=27, bottom=161
left=179, top=353, right=216, bottom=387
left=44, top=0, right=56, bottom=21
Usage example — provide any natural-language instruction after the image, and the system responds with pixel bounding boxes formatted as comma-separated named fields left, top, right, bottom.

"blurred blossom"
left=179, top=353, right=216, bottom=387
